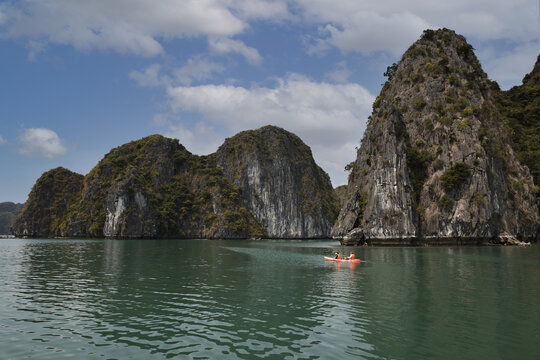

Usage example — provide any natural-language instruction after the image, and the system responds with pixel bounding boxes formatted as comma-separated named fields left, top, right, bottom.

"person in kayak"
left=345, top=253, right=355, bottom=260
left=334, top=252, right=341, bottom=259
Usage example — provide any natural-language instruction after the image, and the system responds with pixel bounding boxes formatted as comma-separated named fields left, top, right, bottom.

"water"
left=0, top=239, right=539, bottom=359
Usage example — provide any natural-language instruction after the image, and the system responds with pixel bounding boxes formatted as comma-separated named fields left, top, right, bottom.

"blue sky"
left=1, top=0, right=539, bottom=203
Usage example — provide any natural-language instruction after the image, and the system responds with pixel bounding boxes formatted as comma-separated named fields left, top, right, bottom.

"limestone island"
left=12, top=29, right=540, bottom=245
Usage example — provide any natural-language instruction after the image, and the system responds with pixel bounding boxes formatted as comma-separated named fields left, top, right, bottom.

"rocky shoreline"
left=337, top=231, right=533, bottom=246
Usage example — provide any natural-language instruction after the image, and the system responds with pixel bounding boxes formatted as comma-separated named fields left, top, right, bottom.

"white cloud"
left=25, top=40, right=47, bottom=61
left=0, top=135, right=6, bottom=145
left=311, top=11, right=430, bottom=56
left=231, top=0, right=291, bottom=20
left=325, top=61, right=351, bottom=83
left=17, top=128, right=67, bottom=158
left=129, top=64, right=171, bottom=87
left=130, top=57, right=226, bottom=88
left=1, top=0, right=248, bottom=57
left=2, top=1, right=537, bottom=87
left=0, top=5, right=7, bottom=25
left=480, top=41, right=540, bottom=89
left=174, top=57, right=225, bottom=85
left=0, top=0, right=295, bottom=58
left=297, top=0, right=538, bottom=55
left=158, top=118, right=225, bottom=156
left=1, top=0, right=537, bottom=61
left=166, top=75, right=374, bottom=186
left=208, top=37, right=262, bottom=65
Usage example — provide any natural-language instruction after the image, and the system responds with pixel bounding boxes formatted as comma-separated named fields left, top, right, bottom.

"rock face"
left=494, top=55, right=540, bottom=216
left=12, top=168, right=84, bottom=237
left=334, top=185, right=348, bottom=208
left=13, top=127, right=339, bottom=239
left=216, top=126, right=339, bottom=238
left=0, top=202, right=25, bottom=235
left=332, top=29, right=539, bottom=244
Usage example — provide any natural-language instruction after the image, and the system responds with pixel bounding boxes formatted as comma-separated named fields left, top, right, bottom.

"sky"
left=0, top=0, right=539, bottom=203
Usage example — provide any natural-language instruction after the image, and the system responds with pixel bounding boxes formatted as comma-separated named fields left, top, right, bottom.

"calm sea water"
left=0, top=239, right=539, bottom=360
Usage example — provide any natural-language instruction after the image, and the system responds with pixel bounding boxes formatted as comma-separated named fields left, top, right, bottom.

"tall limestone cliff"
left=216, top=126, right=339, bottom=238
left=14, top=135, right=264, bottom=239
left=13, top=127, right=339, bottom=239
left=333, top=28, right=539, bottom=244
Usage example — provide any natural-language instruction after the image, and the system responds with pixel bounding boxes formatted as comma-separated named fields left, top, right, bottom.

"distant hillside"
left=0, top=202, right=24, bottom=234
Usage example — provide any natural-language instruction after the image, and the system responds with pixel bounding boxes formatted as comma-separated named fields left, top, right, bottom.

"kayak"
left=324, top=256, right=361, bottom=263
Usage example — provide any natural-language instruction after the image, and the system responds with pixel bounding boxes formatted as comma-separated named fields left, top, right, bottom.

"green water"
left=0, top=239, right=539, bottom=359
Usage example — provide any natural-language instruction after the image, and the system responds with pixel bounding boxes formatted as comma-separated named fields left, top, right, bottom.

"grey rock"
left=332, top=29, right=539, bottom=243
left=341, top=228, right=366, bottom=246
left=216, top=126, right=340, bottom=238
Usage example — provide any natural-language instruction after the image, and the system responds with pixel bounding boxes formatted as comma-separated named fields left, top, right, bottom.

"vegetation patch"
left=461, top=106, right=474, bottom=117
left=355, top=191, right=368, bottom=227
left=373, top=95, right=383, bottom=109
left=413, top=96, right=427, bottom=110
left=406, top=146, right=432, bottom=204
left=13, top=167, right=84, bottom=236
left=411, top=72, right=425, bottom=83
left=494, top=55, right=540, bottom=212
left=432, top=158, right=444, bottom=171
left=457, top=118, right=472, bottom=130
left=438, top=194, right=454, bottom=212
left=448, top=73, right=459, bottom=86
left=471, top=193, right=486, bottom=208
left=438, top=116, right=453, bottom=126
left=440, top=162, right=470, bottom=192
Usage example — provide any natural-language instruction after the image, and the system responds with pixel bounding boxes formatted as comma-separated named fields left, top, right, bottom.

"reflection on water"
left=0, top=239, right=539, bottom=359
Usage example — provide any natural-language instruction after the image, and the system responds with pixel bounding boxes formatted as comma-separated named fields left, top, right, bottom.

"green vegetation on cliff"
left=494, top=55, right=540, bottom=212
left=219, top=126, right=338, bottom=219
left=0, top=202, right=24, bottom=234
left=216, top=126, right=340, bottom=237
left=332, top=28, right=539, bottom=242
left=60, top=135, right=264, bottom=238
left=12, top=168, right=84, bottom=236
left=334, top=185, right=348, bottom=208
left=15, top=126, right=335, bottom=239
left=406, top=146, right=432, bottom=203
left=440, top=163, right=470, bottom=192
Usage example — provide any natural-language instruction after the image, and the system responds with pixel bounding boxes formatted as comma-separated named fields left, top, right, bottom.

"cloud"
left=154, top=116, right=225, bottom=156
left=17, top=128, right=67, bottom=158
left=129, top=64, right=170, bottom=87
left=0, top=0, right=293, bottom=58
left=1, top=0, right=248, bottom=57
left=173, top=57, right=226, bottom=85
left=310, top=11, right=430, bottom=56
left=25, top=40, right=47, bottom=61
left=325, top=61, right=351, bottom=83
left=0, top=5, right=8, bottom=25
left=208, top=37, right=262, bottom=65
left=166, top=75, right=374, bottom=185
left=2, top=0, right=537, bottom=84
left=130, top=57, right=225, bottom=88
left=479, top=41, right=540, bottom=89
left=231, top=0, right=291, bottom=20
left=0, top=135, right=6, bottom=145
left=297, top=0, right=538, bottom=55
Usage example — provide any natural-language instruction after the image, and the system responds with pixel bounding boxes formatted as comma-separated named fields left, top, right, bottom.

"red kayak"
left=324, top=256, right=361, bottom=263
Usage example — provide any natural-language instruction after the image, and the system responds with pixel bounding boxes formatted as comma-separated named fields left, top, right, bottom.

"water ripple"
left=1, top=239, right=540, bottom=359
